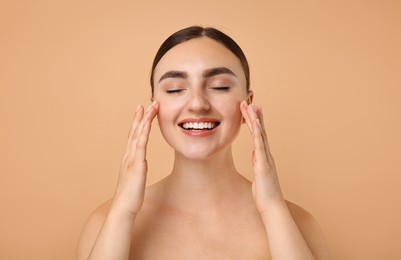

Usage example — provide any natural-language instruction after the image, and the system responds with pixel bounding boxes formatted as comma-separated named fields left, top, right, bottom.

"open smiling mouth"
left=179, top=122, right=221, bottom=131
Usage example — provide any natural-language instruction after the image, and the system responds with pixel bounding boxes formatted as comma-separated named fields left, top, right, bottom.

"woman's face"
left=153, top=37, right=251, bottom=160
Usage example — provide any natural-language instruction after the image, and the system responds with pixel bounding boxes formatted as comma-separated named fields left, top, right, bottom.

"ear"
left=247, top=90, right=254, bottom=104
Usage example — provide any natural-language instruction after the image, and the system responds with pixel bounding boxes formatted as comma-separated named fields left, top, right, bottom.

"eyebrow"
left=158, top=70, right=188, bottom=82
left=203, top=67, right=237, bottom=78
left=158, top=67, right=237, bottom=83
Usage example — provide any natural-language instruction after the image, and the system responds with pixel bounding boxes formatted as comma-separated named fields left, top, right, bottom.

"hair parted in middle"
left=150, top=26, right=250, bottom=96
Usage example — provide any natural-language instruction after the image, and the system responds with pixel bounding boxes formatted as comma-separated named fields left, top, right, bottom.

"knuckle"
left=136, top=134, right=148, bottom=148
left=126, top=160, right=135, bottom=171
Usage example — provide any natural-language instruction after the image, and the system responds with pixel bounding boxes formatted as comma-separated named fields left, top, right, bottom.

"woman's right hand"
left=111, top=101, right=159, bottom=217
left=77, top=101, right=159, bottom=260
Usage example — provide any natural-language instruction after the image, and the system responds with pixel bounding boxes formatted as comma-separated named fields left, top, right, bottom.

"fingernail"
left=147, top=105, right=153, bottom=113
left=135, top=105, right=140, bottom=112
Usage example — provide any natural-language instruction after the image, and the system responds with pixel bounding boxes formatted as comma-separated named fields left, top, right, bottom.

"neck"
left=160, top=147, right=250, bottom=214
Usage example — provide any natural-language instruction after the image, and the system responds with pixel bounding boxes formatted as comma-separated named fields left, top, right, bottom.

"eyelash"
left=166, top=89, right=184, bottom=94
left=165, top=86, right=230, bottom=94
left=212, top=86, right=230, bottom=91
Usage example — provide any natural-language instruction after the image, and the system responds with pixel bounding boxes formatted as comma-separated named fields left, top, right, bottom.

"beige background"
left=1, top=0, right=400, bottom=259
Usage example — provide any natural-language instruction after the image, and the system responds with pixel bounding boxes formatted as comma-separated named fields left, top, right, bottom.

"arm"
left=77, top=101, right=159, bottom=260
left=240, top=101, right=329, bottom=260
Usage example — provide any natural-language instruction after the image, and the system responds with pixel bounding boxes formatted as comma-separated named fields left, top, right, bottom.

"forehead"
left=153, top=37, right=245, bottom=81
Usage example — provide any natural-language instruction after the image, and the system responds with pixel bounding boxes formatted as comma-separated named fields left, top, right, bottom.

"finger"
left=257, top=107, right=273, bottom=162
left=255, top=107, right=276, bottom=168
left=125, top=103, right=153, bottom=163
left=249, top=105, right=270, bottom=156
left=123, top=101, right=158, bottom=173
left=240, top=101, right=253, bottom=133
left=252, top=118, right=268, bottom=164
left=241, top=101, right=268, bottom=155
left=127, top=105, right=144, bottom=147
left=255, top=106, right=266, bottom=133
left=255, top=106, right=270, bottom=155
left=247, top=104, right=259, bottom=124
left=122, top=105, right=144, bottom=163
left=249, top=105, right=274, bottom=166
left=134, top=101, right=159, bottom=163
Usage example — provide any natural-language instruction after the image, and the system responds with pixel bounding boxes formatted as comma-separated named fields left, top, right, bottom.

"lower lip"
left=180, top=126, right=219, bottom=137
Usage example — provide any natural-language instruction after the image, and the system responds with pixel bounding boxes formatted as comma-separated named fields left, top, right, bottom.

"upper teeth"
left=182, top=122, right=216, bottom=130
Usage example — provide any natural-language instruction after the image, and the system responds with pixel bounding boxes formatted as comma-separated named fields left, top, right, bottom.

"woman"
left=77, top=26, right=329, bottom=259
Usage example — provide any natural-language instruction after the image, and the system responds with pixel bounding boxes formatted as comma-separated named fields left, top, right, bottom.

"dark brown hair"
left=150, top=26, right=250, bottom=96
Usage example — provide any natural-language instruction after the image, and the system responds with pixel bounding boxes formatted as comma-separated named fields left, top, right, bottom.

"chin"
left=177, top=151, right=217, bottom=161
left=174, top=142, right=231, bottom=161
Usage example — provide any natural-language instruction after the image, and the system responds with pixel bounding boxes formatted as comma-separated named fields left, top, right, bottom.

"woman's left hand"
left=240, top=101, right=285, bottom=214
left=241, top=101, right=327, bottom=259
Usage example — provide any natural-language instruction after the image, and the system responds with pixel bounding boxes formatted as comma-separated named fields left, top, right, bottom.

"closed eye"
left=212, top=86, right=230, bottom=91
left=166, top=89, right=184, bottom=94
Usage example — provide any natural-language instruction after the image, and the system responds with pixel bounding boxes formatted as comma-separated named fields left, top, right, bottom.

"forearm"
left=261, top=200, right=315, bottom=260
left=87, top=207, right=136, bottom=260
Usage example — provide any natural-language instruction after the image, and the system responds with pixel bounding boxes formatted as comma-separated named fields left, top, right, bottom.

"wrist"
left=108, top=201, right=138, bottom=223
left=258, top=197, right=288, bottom=218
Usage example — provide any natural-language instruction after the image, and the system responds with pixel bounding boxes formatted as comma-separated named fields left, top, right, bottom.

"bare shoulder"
left=286, top=200, right=330, bottom=260
left=76, top=200, right=112, bottom=260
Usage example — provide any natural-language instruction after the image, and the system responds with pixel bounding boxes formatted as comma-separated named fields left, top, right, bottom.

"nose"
left=187, top=88, right=211, bottom=112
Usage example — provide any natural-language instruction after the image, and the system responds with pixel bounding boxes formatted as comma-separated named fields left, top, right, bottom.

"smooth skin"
left=77, top=38, right=329, bottom=260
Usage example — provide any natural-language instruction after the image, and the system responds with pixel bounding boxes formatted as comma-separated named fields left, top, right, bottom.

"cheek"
left=155, top=99, right=180, bottom=131
left=231, top=105, right=243, bottom=125
left=217, top=99, right=242, bottom=123
left=156, top=103, right=169, bottom=126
